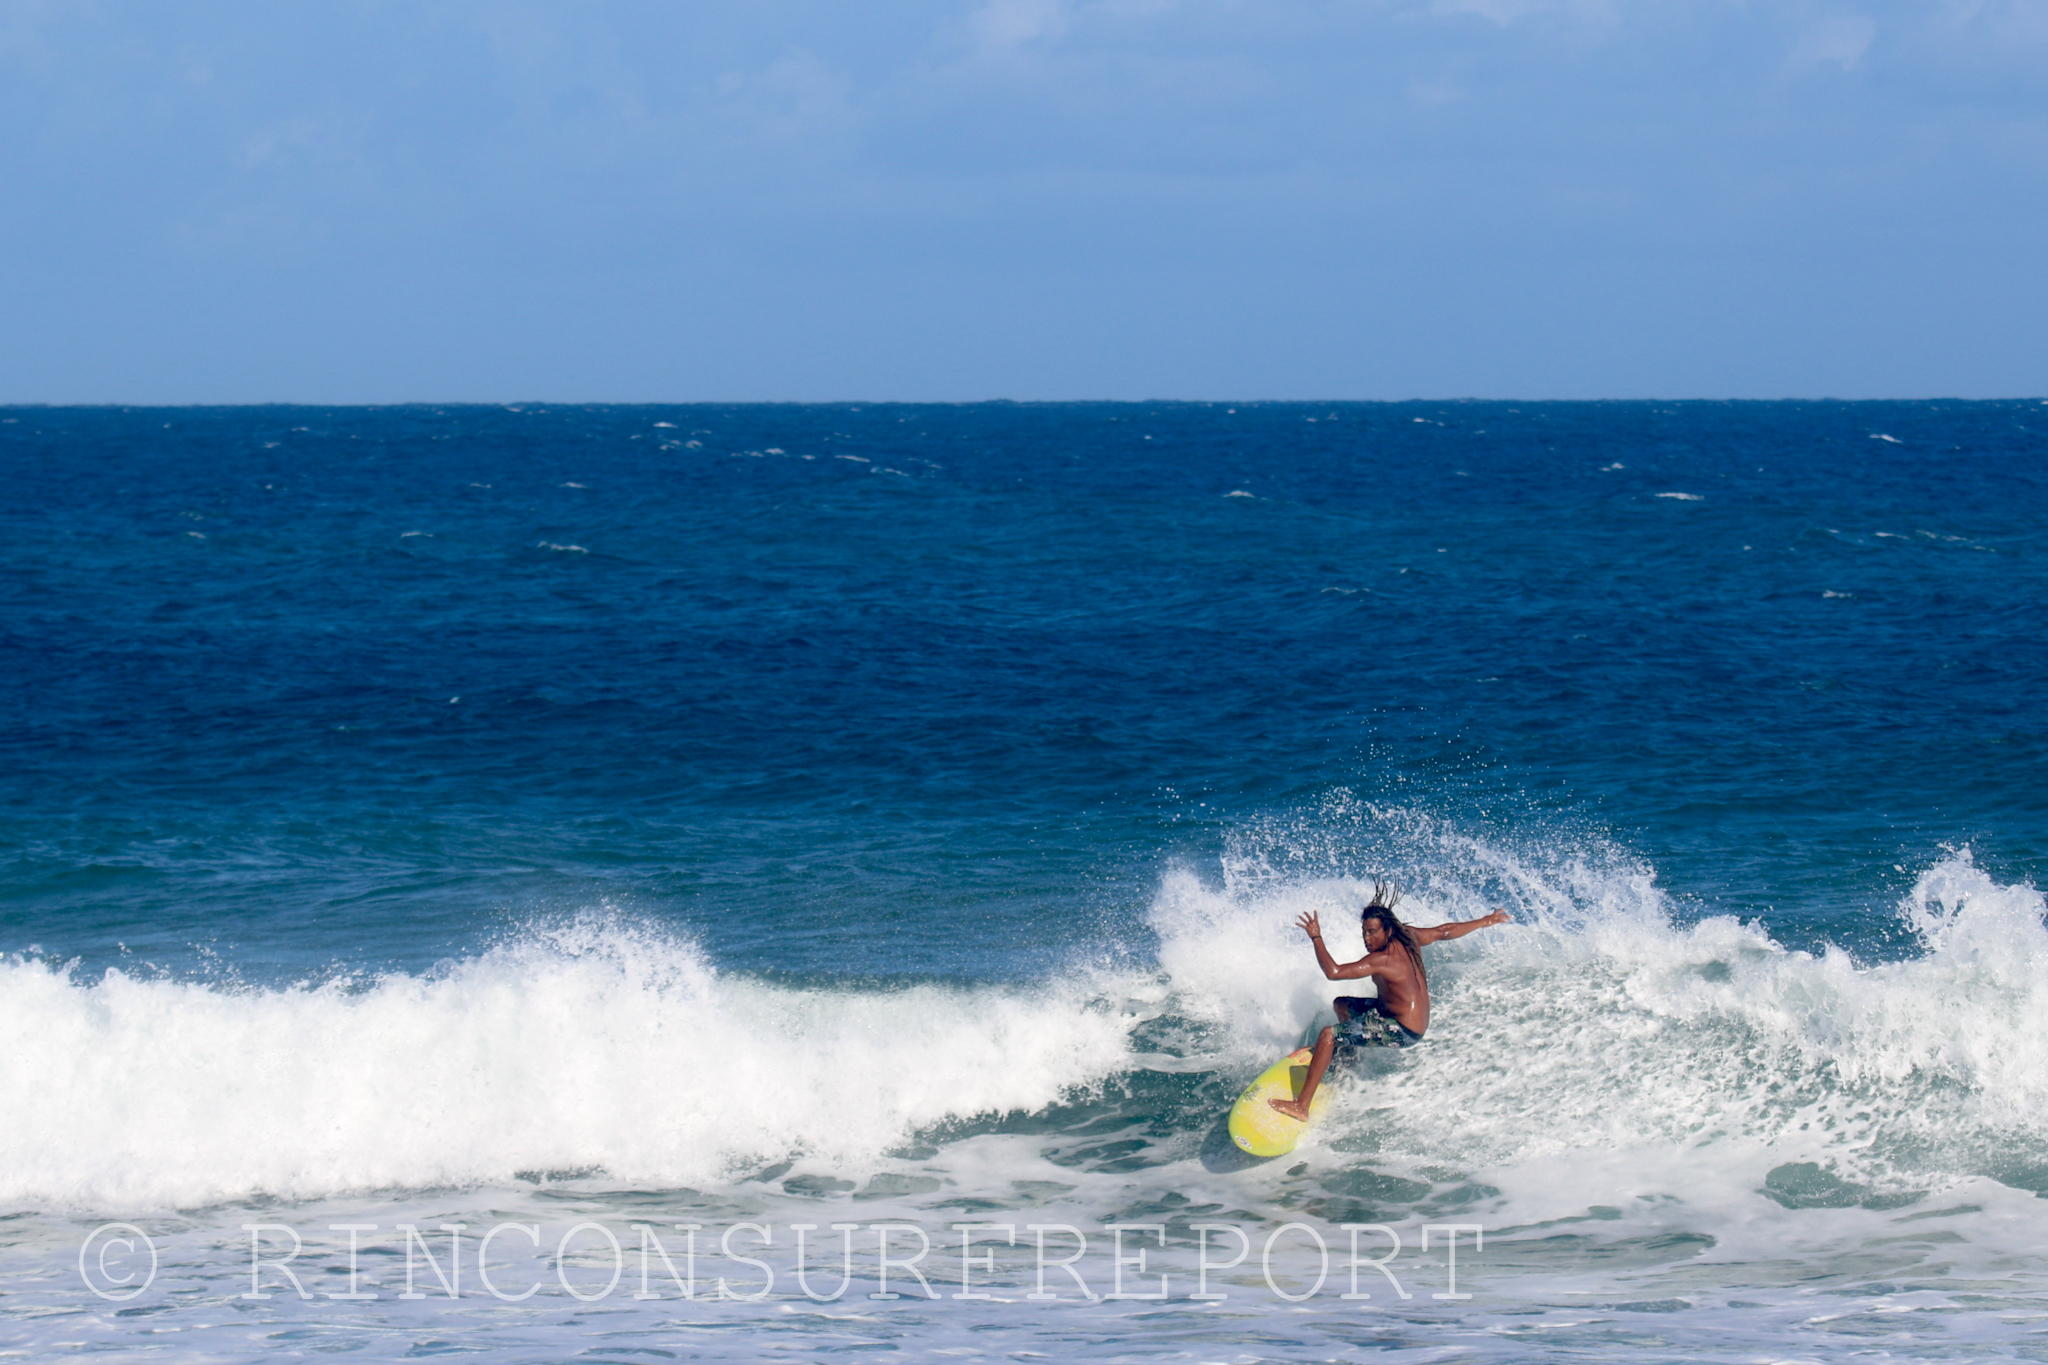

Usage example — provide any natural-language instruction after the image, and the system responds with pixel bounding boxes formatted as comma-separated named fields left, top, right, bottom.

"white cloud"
left=1790, top=11, right=1876, bottom=68
left=708, top=48, right=858, bottom=149
left=1426, top=0, right=1620, bottom=27
left=241, top=117, right=324, bottom=170
left=1408, top=75, right=1466, bottom=105
left=1937, top=0, right=2048, bottom=45
left=971, top=0, right=1068, bottom=51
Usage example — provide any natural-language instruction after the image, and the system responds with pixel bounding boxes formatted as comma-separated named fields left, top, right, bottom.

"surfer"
left=1269, top=883, right=1509, bottom=1120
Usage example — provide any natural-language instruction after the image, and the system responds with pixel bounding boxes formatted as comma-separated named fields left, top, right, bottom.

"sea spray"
left=1149, top=824, right=2048, bottom=1198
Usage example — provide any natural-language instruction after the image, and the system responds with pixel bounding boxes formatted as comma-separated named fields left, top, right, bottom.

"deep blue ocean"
left=5, top=401, right=2047, bottom=1362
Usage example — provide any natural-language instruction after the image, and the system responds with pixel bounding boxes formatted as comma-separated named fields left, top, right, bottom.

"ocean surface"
left=4, top=400, right=2047, bottom=1362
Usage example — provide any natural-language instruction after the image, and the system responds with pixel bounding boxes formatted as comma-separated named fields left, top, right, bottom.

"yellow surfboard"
left=1227, top=1047, right=1332, bottom=1157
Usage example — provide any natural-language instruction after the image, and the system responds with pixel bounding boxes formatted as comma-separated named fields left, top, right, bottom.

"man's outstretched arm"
left=1293, top=911, right=1395, bottom=980
left=1407, top=909, right=1511, bottom=946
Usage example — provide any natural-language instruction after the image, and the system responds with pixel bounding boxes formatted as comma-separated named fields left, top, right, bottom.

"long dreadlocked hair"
left=1360, top=880, right=1427, bottom=989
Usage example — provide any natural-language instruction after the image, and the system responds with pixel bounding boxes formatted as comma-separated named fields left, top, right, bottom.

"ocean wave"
left=8, top=820, right=2045, bottom=1215
left=1148, top=814, right=2048, bottom=1194
left=0, top=918, right=1140, bottom=1211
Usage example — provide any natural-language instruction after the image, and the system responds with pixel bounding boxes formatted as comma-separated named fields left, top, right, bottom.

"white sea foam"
left=10, top=811, right=2045, bottom=1231
left=0, top=919, right=1138, bottom=1211
left=1146, top=816, right=2048, bottom=1194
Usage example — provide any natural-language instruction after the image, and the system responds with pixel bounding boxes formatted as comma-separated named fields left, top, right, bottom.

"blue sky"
left=1, top=0, right=2042, bottom=400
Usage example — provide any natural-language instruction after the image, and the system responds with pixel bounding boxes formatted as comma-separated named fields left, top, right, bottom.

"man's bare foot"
left=1268, top=1097, right=1311, bottom=1121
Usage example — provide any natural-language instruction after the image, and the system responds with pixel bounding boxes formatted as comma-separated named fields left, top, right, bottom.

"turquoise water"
left=4, top=401, right=2047, bottom=1360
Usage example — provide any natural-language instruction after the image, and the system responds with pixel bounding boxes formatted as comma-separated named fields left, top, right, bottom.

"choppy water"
left=4, top=401, right=2047, bottom=1361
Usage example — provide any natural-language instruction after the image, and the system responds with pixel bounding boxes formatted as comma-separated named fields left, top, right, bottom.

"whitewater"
left=9, top=829, right=2048, bottom=1359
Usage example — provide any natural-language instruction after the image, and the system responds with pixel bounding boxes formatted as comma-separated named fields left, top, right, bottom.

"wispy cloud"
left=971, top=0, right=1069, bottom=51
left=1789, top=11, right=1876, bottom=69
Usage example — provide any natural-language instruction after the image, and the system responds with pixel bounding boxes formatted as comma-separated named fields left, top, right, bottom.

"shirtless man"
left=1269, top=883, right=1509, bottom=1120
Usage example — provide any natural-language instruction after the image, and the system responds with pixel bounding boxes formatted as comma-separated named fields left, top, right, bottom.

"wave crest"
left=0, top=915, right=1138, bottom=1210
